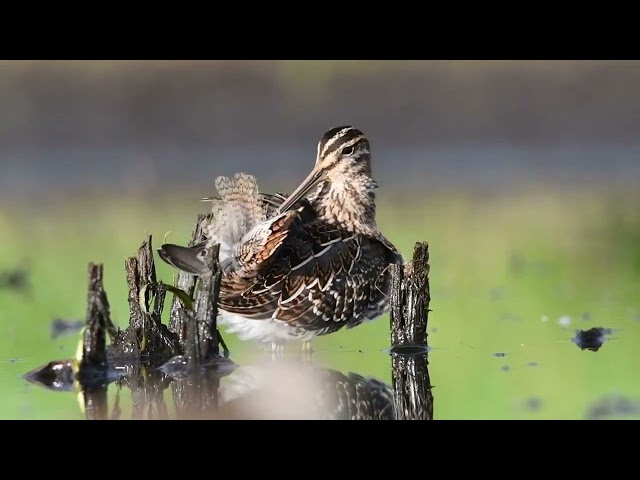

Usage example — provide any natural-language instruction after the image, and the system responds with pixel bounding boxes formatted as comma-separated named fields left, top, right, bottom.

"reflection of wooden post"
left=83, top=384, right=109, bottom=420
left=391, top=353, right=434, bottom=420
left=125, top=364, right=172, bottom=420
left=389, top=242, right=433, bottom=420
left=172, top=370, right=221, bottom=419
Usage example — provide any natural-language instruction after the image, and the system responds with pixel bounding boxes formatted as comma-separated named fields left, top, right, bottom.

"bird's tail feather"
left=206, top=173, right=268, bottom=254
left=158, top=173, right=274, bottom=276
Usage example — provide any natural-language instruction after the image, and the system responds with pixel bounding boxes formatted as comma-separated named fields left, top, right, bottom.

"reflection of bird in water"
left=158, top=126, right=404, bottom=354
left=216, top=362, right=395, bottom=420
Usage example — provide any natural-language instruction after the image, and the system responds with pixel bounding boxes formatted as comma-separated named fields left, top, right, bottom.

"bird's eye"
left=341, top=145, right=355, bottom=156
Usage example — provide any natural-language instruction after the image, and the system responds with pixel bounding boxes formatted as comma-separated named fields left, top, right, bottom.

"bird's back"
left=205, top=173, right=268, bottom=264
left=218, top=202, right=403, bottom=335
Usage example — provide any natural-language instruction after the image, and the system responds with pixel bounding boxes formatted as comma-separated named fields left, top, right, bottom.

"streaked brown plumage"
left=158, top=126, right=404, bottom=351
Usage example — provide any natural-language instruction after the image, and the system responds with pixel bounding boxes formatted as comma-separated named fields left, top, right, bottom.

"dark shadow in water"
left=50, top=318, right=85, bottom=340
left=586, top=395, right=640, bottom=420
left=23, top=350, right=434, bottom=420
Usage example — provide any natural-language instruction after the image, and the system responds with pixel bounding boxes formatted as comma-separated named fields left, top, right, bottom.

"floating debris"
left=0, top=265, right=31, bottom=296
left=581, top=312, right=591, bottom=321
left=525, top=397, right=543, bottom=411
left=586, top=395, right=640, bottom=420
left=571, top=327, right=613, bottom=352
left=527, top=361, right=538, bottom=367
left=51, top=318, right=85, bottom=340
left=501, top=365, right=510, bottom=372
left=493, top=352, right=507, bottom=358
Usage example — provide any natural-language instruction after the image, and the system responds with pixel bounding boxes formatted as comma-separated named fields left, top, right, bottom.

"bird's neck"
left=309, top=175, right=379, bottom=235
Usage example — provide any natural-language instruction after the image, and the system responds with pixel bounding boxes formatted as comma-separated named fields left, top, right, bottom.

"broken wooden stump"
left=162, top=241, right=227, bottom=374
left=24, top=217, right=238, bottom=420
left=24, top=263, right=117, bottom=417
left=164, top=240, right=234, bottom=418
left=389, top=241, right=431, bottom=352
left=191, top=243, right=223, bottom=364
left=81, top=263, right=110, bottom=369
left=78, top=262, right=121, bottom=392
left=108, top=235, right=180, bottom=362
left=388, top=241, right=434, bottom=420
left=169, top=212, right=212, bottom=344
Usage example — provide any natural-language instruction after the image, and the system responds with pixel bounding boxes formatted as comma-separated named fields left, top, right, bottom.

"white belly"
left=218, top=310, right=317, bottom=344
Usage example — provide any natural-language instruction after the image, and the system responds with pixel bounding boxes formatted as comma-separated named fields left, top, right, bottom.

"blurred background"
left=2, top=60, right=640, bottom=196
left=1, top=60, right=640, bottom=419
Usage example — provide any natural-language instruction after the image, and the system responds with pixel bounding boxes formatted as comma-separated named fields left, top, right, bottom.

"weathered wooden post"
left=24, top=226, right=230, bottom=420
left=388, top=241, right=434, bottom=420
left=189, top=243, right=222, bottom=368
left=167, top=241, right=224, bottom=373
left=169, top=212, right=213, bottom=345
left=80, top=263, right=115, bottom=420
left=389, top=242, right=431, bottom=351
left=113, top=235, right=180, bottom=360
left=168, top=241, right=226, bottom=417
left=123, top=237, right=155, bottom=355
left=81, top=263, right=109, bottom=369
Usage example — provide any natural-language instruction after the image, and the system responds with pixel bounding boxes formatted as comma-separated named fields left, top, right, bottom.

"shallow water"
left=2, top=141, right=639, bottom=420
left=11, top=310, right=640, bottom=420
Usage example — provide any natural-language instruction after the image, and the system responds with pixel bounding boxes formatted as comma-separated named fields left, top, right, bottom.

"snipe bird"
left=158, top=126, right=404, bottom=354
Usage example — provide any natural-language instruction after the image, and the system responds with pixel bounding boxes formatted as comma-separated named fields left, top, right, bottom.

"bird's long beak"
left=276, top=166, right=324, bottom=214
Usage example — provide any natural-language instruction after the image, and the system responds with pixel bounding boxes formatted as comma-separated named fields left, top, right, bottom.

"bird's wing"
left=157, top=241, right=209, bottom=275
left=158, top=191, right=307, bottom=277
left=157, top=207, right=300, bottom=278
left=219, top=220, right=396, bottom=331
left=203, top=191, right=289, bottom=213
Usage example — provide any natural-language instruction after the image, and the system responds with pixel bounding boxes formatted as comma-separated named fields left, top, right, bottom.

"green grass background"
left=1, top=183, right=639, bottom=419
